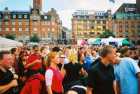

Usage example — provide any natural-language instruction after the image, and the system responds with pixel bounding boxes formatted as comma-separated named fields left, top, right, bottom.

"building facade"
left=136, top=0, right=140, bottom=13
left=72, top=10, right=112, bottom=40
left=113, top=3, right=140, bottom=42
left=0, top=0, right=62, bottom=42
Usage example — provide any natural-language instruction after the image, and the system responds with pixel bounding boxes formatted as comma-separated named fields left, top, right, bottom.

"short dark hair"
left=0, top=51, right=10, bottom=60
left=99, top=45, right=114, bottom=57
left=33, top=45, right=39, bottom=50
left=52, top=47, right=61, bottom=52
left=11, top=48, right=17, bottom=54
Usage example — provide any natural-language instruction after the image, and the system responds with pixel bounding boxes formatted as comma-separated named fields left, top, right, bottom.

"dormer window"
left=18, top=15, right=22, bottom=18
left=13, top=15, right=16, bottom=19
left=44, top=16, right=47, bottom=19
left=24, top=15, right=27, bottom=18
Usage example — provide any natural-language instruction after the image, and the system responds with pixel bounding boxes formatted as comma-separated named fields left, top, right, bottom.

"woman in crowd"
left=45, top=52, right=64, bottom=94
left=16, top=50, right=28, bottom=92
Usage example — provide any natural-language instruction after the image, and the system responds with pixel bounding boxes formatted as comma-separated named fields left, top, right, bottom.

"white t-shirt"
left=45, top=69, right=53, bottom=86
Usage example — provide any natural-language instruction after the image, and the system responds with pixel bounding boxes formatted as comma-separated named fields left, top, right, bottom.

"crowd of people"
left=0, top=44, right=140, bottom=94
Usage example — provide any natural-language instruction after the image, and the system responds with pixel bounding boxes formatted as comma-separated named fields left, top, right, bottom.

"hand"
left=13, top=74, right=18, bottom=79
left=9, top=80, right=18, bottom=87
left=34, top=59, right=42, bottom=63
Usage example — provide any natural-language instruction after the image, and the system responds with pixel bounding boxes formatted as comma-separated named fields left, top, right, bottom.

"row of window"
left=0, top=21, right=56, bottom=26
left=0, top=28, right=29, bottom=32
left=0, top=28, right=55, bottom=32
left=2, top=15, right=28, bottom=19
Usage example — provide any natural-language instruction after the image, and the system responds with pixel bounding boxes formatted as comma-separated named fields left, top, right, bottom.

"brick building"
left=72, top=10, right=112, bottom=40
left=113, top=3, right=140, bottom=43
left=0, top=0, right=62, bottom=42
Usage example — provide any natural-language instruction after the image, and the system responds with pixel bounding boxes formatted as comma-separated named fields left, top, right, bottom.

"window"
left=5, top=22, right=9, bottom=25
left=42, top=28, right=45, bottom=31
left=19, top=22, right=22, bottom=25
left=4, top=16, right=8, bottom=19
left=48, top=28, right=50, bottom=31
left=52, top=28, right=55, bottom=32
left=25, top=28, right=29, bottom=31
left=12, top=22, right=15, bottom=25
left=19, top=28, right=22, bottom=31
left=5, top=28, right=9, bottom=31
left=24, top=15, right=27, bottom=19
left=52, top=22, right=55, bottom=25
left=12, top=28, right=15, bottom=31
left=44, top=16, right=47, bottom=19
left=25, top=22, right=29, bottom=25
left=33, top=28, right=37, bottom=31
left=13, top=15, right=16, bottom=19
left=18, top=15, right=22, bottom=19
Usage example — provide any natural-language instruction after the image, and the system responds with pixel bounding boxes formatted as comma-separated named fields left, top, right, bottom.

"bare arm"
left=113, top=81, right=118, bottom=94
left=86, top=87, right=93, bottom=94
left=25, top=60, right=40, bottom=68
left=115, top=81, right=120, bottom=94
left=136, top=72, right=140, bottom=79
left=0, top=80, right=18, bottom=94
left=47, top=86, right=53, bottom=94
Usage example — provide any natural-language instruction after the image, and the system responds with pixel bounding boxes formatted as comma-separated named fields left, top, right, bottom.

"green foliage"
left=30, top=34, right=40, bottom=42
left=5, top=34, right=16, bottom=40
left=99, top=29, right=115, bottom=38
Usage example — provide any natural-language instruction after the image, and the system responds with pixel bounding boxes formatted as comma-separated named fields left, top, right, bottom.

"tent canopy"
left=0, top=37, right=23, bottom=50
left=122, top=39, right=130, bottom=46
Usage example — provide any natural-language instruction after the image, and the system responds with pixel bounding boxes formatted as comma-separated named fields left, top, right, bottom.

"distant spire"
left=109, top=0, right=115, bottom=3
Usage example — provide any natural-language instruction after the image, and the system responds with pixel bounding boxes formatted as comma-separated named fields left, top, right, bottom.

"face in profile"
left=2, top=54, right=13, bottom=69
left=106, top=48, right=117, bottom=64
left=53, top=54, right=60, bottom=64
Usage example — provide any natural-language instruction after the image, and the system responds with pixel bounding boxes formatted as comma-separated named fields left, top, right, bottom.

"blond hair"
left=47, top=52, right=58, bottom=67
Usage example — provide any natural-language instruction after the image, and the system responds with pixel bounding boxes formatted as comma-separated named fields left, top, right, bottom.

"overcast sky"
left=0, top=0, right=136, bottom=29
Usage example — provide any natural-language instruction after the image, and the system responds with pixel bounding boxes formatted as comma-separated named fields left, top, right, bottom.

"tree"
left=30, top=34, right=40, bottom=42
left=5, top=34, right=16, bottom=40
left=99, top=29, right=115, bottom=38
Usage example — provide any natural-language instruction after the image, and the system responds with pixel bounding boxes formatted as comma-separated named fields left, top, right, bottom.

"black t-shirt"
left=87, top=60, right=115, bottom=94
left=0, top=69, right=13, bottom=85
left=0, top=68, right=14, bottom=94
left=63, top=62, right=83, bottom=85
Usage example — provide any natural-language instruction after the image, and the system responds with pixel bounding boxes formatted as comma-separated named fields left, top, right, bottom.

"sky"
left=0, top=0, right=136, bottom=29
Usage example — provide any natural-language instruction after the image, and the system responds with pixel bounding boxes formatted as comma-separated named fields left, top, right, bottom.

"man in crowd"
left=25, top=45, right=42, bottom=74
left=114, top=47, right=140, bottom=94
left=0, top=51, right=18, bottom=94
left=87, top=45, right=117, bottom=94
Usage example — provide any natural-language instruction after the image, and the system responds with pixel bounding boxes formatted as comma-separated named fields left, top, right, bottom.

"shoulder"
left=121, top=57, right=135, bottom=63
left=89, top=63, right=99, bottom=73
left=45, top=69, right=53, bottom=77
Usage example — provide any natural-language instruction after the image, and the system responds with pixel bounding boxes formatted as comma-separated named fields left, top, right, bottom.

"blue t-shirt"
left=114, top=57, right=140, bottom=94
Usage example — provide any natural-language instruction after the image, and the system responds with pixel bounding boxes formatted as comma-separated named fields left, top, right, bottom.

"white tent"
left=0, top=37, right=23, bottom=51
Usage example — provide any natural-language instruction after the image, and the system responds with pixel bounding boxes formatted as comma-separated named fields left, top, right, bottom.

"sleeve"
left=45, top=69, right=53, bottom=86
left=114, top=66, right=120, bottom=81
left=87, top=69, right=96, bottom=88
left=129, top=59, right=140, bottom=74
left=30, top=79, right=42, bottom=94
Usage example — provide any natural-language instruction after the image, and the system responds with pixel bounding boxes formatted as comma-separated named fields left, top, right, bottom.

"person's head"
left=59, top=54, right=66, bottom=64
left=52, top=47, right=61, bottom=52
left=40, top=47, right=48, bottom=57
left=32, top=45, right=39, bottom=54
left=119, top=47, right=130, bottom=57
left=99, top=45, right=117, bottom=64
left=11, top=48, right=18, bottom=56
left=19, top=51, right=28, bottom=61
left=0, top=51, right=13, bottom=69
left=47, top=52, right=60, bottom=67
